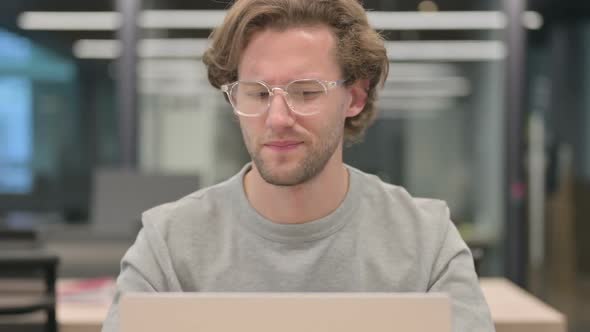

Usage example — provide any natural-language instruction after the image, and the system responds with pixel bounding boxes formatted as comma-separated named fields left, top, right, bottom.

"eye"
left=289, top=81, right=325, bottom=100
left=302, top=90, right=323, bottom=98
left=247, top=91, right=269, bottom=98
left=237, top=82, right=269, bottom=99
left=259, top=91, right=270, bottom=97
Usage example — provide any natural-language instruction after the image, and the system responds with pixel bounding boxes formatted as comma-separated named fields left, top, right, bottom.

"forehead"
left=238, top=25, right=341, bottom=83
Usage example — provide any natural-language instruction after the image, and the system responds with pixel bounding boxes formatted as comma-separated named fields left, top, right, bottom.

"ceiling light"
left=138, top=39, right=209, bottom=58
left=418, top=1, right=439, bottom=12
left=367, top=11, right=506, bottom=30
left=73, top=39, right=120, bottom=59
left=72, top=39, right=209, bottom=59
left=18, top=12, right=120, bottom=30
left=522, top=11, right=543, bottom=30
left=139, top=10, right=225, bottom=29
left=19, top=10, right=542, bottom=31
left=385, top=41, right=506, bottom=61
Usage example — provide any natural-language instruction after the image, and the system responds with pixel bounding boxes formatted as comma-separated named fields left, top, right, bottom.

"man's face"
left=237, top=25, right=352, bottom=186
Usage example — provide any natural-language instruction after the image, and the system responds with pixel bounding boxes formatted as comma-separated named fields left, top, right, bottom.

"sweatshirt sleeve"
left=101, top=210, right=182, bottom=332
left=427, top=205, right=496, bottom=332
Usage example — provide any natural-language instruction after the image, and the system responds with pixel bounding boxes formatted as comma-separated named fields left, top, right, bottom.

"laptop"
left=120, top=292, right=452, bottom=332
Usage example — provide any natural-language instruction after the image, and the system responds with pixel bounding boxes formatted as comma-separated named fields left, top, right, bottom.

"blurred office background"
left=0, top=0, right=588, bottom=331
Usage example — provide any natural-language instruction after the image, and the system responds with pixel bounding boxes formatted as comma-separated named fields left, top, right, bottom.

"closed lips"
left=265, top=141, right=302, bottom=147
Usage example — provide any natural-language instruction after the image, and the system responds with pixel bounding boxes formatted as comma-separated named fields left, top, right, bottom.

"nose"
left=265, top=88, right=295, bottom=130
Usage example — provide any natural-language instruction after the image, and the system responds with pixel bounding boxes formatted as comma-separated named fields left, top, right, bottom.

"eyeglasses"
left=221, top=79, right=346, bottom=117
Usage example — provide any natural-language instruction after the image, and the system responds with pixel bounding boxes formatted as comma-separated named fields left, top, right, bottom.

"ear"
left=345, top=79, right=369, bottom=118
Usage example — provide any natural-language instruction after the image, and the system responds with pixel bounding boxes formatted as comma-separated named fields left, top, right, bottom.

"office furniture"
left=0, top=231, right=59, bottom=332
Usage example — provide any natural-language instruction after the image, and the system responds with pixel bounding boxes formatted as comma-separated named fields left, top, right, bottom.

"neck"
left=243, top=151, right=349, bottom=224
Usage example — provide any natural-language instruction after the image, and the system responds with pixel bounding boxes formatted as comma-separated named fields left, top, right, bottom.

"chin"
left=259, top=159, right=327, bottom=187
left=258, top=166, right=303, bottom=186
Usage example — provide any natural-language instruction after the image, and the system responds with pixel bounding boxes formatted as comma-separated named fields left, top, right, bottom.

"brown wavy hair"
left=202, top=0, right=389, bottom=144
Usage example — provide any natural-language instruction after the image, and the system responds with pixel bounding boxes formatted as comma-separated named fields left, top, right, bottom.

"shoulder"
left=139, top=173, right=240, bottom=242
left=348, top=167, right=466, bottom=287
left=348, top=166, right=452, bottom=242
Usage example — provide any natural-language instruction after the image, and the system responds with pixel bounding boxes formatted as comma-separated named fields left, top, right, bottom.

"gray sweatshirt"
left=102, top=164, right=494, bottom=332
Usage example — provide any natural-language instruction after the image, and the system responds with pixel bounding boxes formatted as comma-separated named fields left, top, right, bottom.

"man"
left=102, top=0, right=494, bottom=331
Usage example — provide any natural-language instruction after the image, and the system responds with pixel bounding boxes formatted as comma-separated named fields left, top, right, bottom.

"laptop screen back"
left=120, top=292, right=451, bottom=332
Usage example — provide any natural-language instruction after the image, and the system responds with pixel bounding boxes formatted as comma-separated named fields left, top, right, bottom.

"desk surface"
left=56, top=277, right=566, bottom=332
left=480, top=278, right=566, bottom=332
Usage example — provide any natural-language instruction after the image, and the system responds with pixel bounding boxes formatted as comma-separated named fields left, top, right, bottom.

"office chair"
left=0, top=229, right=59, bottom=332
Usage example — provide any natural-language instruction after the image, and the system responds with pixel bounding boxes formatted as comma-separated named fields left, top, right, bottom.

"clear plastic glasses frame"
left=221, top=78, right=346, bottom=117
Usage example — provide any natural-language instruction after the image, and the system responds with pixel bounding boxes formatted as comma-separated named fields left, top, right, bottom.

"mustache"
left=259, top=131, right=307, bottom=142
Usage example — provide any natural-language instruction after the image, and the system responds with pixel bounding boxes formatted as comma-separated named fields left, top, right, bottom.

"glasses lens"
left=286, top=80, right=327, bottom=114
left=231, top=82, right=269, bottom=115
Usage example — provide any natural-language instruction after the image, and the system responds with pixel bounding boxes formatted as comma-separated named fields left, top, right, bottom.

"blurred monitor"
left=91, top=168, right=198, bottom=239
